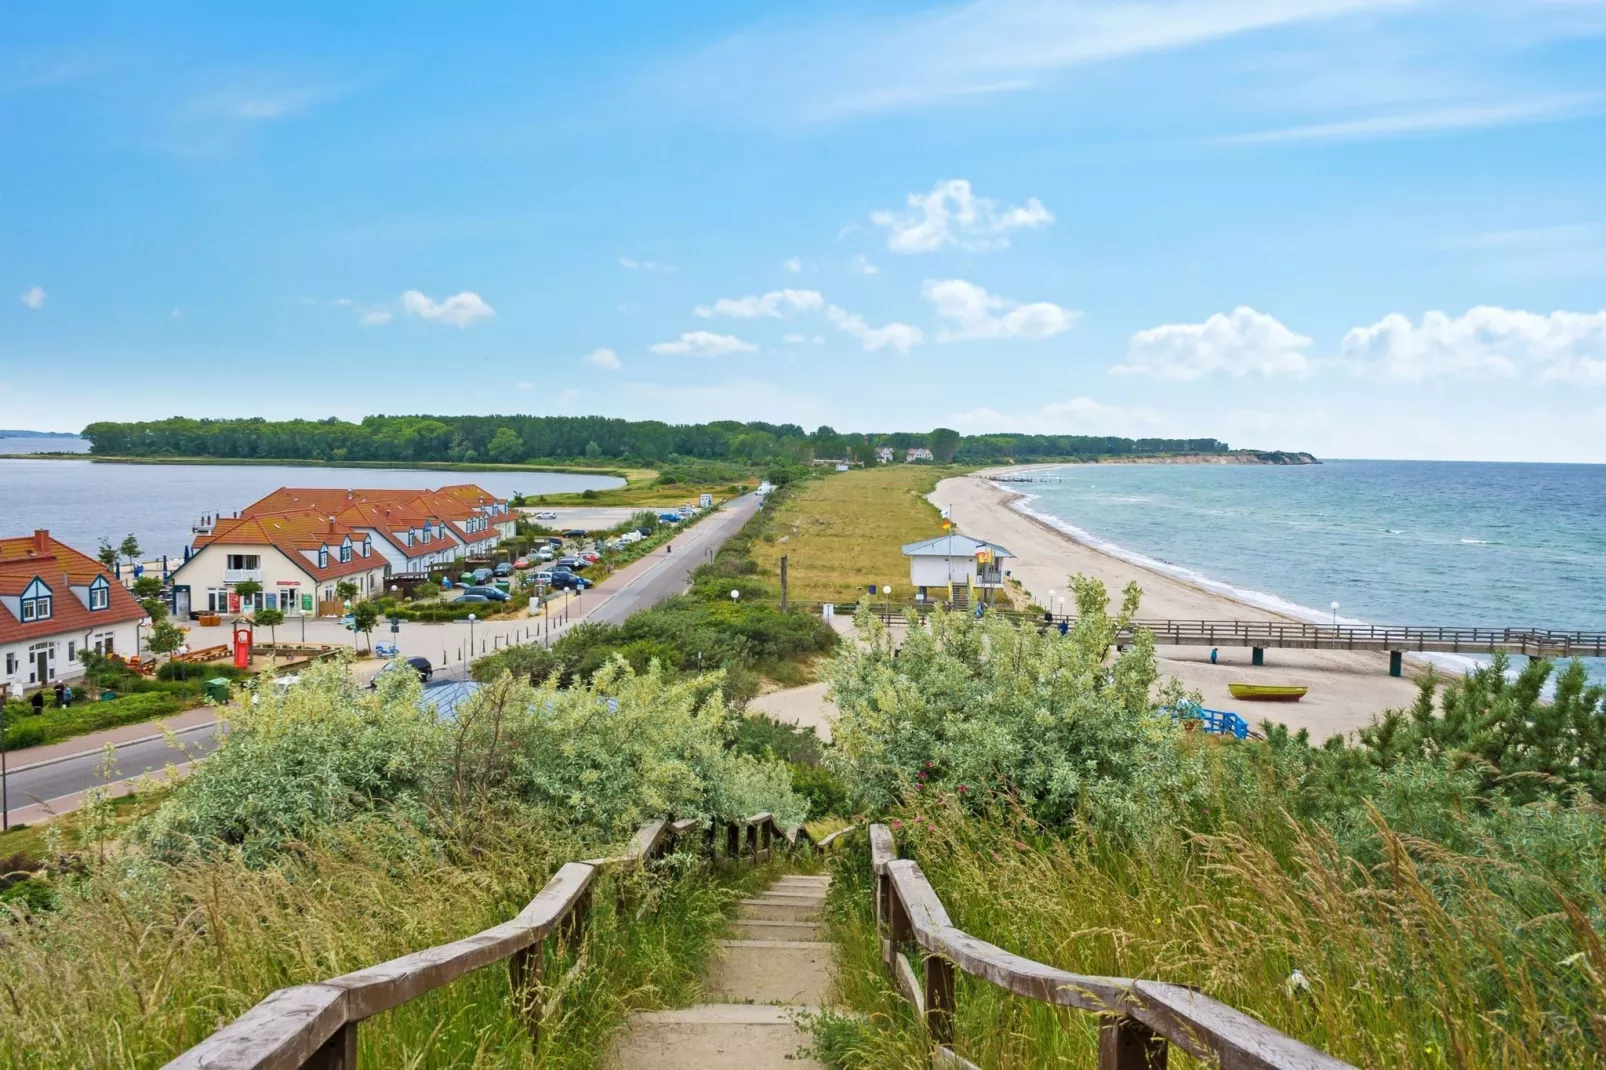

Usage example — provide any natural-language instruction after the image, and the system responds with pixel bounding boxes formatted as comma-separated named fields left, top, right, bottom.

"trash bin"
left=203, top=677, right=232, bottom=704
left=100, top=689, right=118, bottom=702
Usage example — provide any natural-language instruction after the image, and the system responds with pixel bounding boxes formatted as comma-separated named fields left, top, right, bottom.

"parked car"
left=533, top=511, right=559, bottom=520
left=472, top=567, right=495, bottom=584
left=548, top=572, right=590, bottom=590
left=494, top=562, right=514, bottom=577
left=556, top=555, right=589, bottom=570
left=619, top=531, right=643, bottom=545
left=513, top=557, right=531, bottom=569
left=532, top=569, right=556, bottom=585
left=579, top=551, right=600, bottom=563
left=535, top=547, right=555, bottom=561
left=562, top=528, right=587, bottom=538
left=658, top=513, right=682, bottom=524
left=462, top=585, right=510, bottom=602
left=457, top=593, right=490, bottom=603
left=545, top=536, right=565, bottom=547
left=370, top=657, right=433, bottom=687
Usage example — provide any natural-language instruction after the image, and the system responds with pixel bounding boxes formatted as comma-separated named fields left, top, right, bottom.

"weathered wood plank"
left=869, top=823, right=896, bottom=872
left=1129, top=981, right=1353, bottom=1070
left=894, top=951, right=926, bottom=1018
left=931, top=1046, right=982, bottom=1070
left=1099, top=1015, right=1167, bottom=1070
left=625, top=818, right=670, bottom=864
left=163, top=984, right=347, bottom=1070
left=745, top=811, right=774, bottom=827
left=669, top=818, right=700, bottom=835
left=814, top=823, right=857, bottom=849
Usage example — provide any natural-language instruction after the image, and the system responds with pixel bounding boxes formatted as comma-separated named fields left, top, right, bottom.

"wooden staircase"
left=610, top=874, right=833, bottom=1069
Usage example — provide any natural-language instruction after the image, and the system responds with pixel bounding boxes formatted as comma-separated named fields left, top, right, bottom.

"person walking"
left=1210, top=647, right=1219, bottom=665
left=53, top=681, right=66, bottom=708
left=62, top=684, right=73, bottom=707
left=30, top=690, right=44, bottom=715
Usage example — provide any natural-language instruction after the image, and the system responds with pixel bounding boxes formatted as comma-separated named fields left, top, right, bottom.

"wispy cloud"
left=1217, top=94, right=1599, bottom=145
left=655, top=0, right=1417, bottom=123
left=649, top=331, right=757, bottom=356
left=399, top=290, right=495, bottom=328
left=620, top=256, right=676, bottom=272
left=583, top=347, right=622, bottom=370
left=187, top=80, right=358, bottom=123
left=19, top=285, right=46, bottom=310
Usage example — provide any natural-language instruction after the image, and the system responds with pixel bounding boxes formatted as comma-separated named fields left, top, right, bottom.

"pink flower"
left=957, top=784, right=968, bottom=793
left=891, top=819, right=903, bottom=830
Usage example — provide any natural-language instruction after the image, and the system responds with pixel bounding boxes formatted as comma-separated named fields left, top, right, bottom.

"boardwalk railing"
left=866, top=823, right=1353, bottom=1070
left=166, top=812, right=808, bottom=1070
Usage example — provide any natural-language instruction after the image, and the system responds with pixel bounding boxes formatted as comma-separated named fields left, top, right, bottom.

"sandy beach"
left=930, top=473, right=1424, bottom=740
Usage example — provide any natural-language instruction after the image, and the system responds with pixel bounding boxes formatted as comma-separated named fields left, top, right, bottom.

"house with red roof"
left=1, top=530, right=146, bottom=696
left=167, top=510, right=389, bottom=618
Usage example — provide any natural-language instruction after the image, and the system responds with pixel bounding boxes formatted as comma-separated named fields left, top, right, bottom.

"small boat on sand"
left=1228, top=683, right=1308, bottom=702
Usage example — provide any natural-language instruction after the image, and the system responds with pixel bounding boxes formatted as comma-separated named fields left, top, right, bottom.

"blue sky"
left=3, top=0, right=1605, bottom=460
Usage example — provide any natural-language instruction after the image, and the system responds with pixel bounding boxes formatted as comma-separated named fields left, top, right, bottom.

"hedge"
left=1, top=692, right=187, bottom=751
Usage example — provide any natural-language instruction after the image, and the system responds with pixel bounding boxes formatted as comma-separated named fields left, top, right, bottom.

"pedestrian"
left=1058, top=619, right=1069, bottom=637
left=31, top=690, right=44, bottom=715
left=1210, top=647, right=1218, bottom=665
left=62, top=684, right=73, bottom=707
left=54, top=681, right=66, bottom=708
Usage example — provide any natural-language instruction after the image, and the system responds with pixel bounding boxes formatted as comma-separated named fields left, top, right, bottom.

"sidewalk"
left=5, top=706, right=219, bottom=771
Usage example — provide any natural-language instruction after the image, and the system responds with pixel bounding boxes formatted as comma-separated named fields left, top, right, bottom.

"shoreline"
left=0, top=452, right=640, bottom=481
left=931, top=473, right=1425, bottom=740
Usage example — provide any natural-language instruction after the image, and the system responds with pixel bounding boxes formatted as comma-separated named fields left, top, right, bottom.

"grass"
left=815, top=802, right=1605, bottom=1069
left=0, top=804, right=792, bottom=1068
left=748, top=466, right=962, bottom=603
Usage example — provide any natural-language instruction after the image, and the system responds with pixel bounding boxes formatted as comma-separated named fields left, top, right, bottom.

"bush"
left=2, top=691, right=186, bottom=751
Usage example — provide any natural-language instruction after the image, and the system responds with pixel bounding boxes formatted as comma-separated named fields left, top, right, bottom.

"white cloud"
left=783, top=257, right=803, bottom=273
left=1112, top=307, right=1312, bottom=381
left=583, top=347, right=622, bottom=370
left=921, top=279, right=1078, bottom=342
left=1339, top=306, right=1606, bottom=384
left=825, top=305, right=923, bottom=354
left=782, top=333, right=807, bottom=344
left=19, top=285, right=45, bottom=310
left=949, top=396, right=1168, bottom=436
left=649, top=331, right=758, bottom=356
left=871, top=179, right=1053, bottom=254
left=359, top=308, right=393, bottom=326
left=850, top=254, right=879, bottom=275
left=1221, top=95, right=1599, bottom=146
left=399, top=290, right=495, bottom=328
left=695, top=288, right=824, bottom=319
left=619, top=256, right=675, bottom=272
left=516, top=381, right=534, bottom=391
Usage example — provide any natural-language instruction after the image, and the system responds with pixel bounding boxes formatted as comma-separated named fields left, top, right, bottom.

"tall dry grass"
left=819, top=798, right=1606, bottom=1069
left=0, top=804, right=774, bottom=1068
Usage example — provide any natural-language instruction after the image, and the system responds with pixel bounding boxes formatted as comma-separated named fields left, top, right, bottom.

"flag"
left=975, top=547, right=993, bottom=565
left=941, top=519, right=953, bottom=531
left=939, top=506, right=951, bottom=519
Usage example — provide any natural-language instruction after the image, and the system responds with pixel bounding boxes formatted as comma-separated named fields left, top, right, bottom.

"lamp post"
left=730, top=588, right=740, bottom=604
left=468, top=613, right=477, bottom=663
left=345, top=600, right=356, bottom=650
left=1047, top=589, right=1056, bottom=622
left=1330, top=601, right=1340, bottom=627
left=1, top=694, right=9, bottom=832
left=884, top=584, right=892, bottom=621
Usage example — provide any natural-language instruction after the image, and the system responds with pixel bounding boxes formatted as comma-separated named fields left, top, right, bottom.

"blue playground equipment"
left=1169, top=703, right=1251, bottom=740
left=374, top=641, right=400, bottom=658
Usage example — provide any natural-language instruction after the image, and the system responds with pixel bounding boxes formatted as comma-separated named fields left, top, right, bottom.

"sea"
left=0, top=439, right=624, bottom=562
left=1007, top=459, right=1606, bottom=680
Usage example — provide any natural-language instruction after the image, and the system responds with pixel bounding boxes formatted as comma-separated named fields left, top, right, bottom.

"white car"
left=535, top=547, right=555, bottom=561
left=532, top=510, right=559, bottom=521
left=619, top=531, right=643, bottom=544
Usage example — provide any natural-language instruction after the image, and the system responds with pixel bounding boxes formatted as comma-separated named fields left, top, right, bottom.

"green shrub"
left=2, top=691, right=186, bottom=751
left=790, top=763, right=848, bottom=821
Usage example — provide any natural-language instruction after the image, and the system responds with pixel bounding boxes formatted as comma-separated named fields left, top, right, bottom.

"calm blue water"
left=1012, top=460, right=1606, bottom=676
left=0, top=435, right=90, bottom=454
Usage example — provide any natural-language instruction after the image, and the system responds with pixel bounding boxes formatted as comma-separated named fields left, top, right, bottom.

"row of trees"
left=80, top=415, right=1240, bottom=466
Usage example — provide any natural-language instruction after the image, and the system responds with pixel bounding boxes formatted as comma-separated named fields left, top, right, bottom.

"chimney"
left=328, top=516, right=338, bottom=533
left=32, top=529, right=49, bottom=555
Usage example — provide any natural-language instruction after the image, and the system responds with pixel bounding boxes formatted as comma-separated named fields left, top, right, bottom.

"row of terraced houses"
left=167, top=484, right=515, bottom=617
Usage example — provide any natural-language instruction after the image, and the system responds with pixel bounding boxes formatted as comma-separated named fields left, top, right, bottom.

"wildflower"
left=957, top=784, right=968, bottom=793
left=891, top=819, right=903, bottom=830
left=1284, top=969, right=1311, bottom=997
left=925, top=760, right=934, bottom=768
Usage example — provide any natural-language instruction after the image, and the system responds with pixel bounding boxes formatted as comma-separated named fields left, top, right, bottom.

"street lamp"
left=1047, top=590, right=1056, bottom=621
left=345, top=600, right=356, bottom=650
left=730, top=589, right=740, bottom=602
left=884, top=583, right=892, bottom=620
left=468, top=613, right=477, bottom=662
left=1, top=695, right=9, bottom=832
left=1330, top=601, right=1340, bottom=627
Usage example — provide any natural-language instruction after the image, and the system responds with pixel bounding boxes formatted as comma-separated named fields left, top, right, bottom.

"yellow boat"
left=1228, top=683, right=1308, bottom=702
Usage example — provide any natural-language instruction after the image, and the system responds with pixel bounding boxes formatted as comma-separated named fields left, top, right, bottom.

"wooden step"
left=730, top=919, right=824, bottom=941
left=706, top=940, right=834, bottom=1005
left=737, top=898, right=822, bottom=922
left=610, top=1004, right=822, bottom=1069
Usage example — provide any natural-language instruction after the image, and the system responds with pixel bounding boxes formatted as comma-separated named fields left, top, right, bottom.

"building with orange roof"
left=167, top=510, right=389, bottom=619
left=232, top=484, right=514, bottom=559
left=1, top=529, right=146, bottom=696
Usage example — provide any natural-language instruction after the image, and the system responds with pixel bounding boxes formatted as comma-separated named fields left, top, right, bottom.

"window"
left=89, top=576, right=111, bottom=610
left=20, top=577, right=51, bottom=622
left=93, top=632, right=115, bottom=656
left=207, top=588, right=230, bottom=613
left=67, top=640, right=76, bottom=662
left=226, top=554, right=260, bottom=571
left=318, top=545, right=329, bottom=569
left=339, top=538, right=352, bottom=564
left=4, top=653, right=16, bottom=676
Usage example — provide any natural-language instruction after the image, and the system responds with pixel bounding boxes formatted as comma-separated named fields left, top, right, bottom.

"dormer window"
left=339, top=537, right=352, bottom=563
left=89, top=576, right=111, bottom=611
left=361, top=539, right=370, bottom=558
left=318, top=544, right=329, bottom=569
left=20, top=578, right=52, bottom=622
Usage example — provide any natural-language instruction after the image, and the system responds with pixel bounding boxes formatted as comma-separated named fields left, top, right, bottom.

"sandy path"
left=748, top=681, right=836, bottom=742
left=931, top=475, right=1422, bottom=740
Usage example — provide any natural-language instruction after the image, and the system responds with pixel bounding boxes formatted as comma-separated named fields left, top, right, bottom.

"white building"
left=1, top=530, right=145, bottom=696
left=901, top=533, right=1015, bottom=605
left=906, top=447, right=935, bottom=462
left=875, top=446, right=895, bottom=464
left=168, top=511, right=390, bottom=618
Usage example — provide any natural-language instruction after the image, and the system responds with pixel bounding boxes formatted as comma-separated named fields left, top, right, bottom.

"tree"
left=487, top=427, right=524, bottom=463
left=351, top=602, right=380, bottom=652
left=141, top=597, right=169, bottom=622
left=96, top=539, right=118, bottom=570
left=118, top=534, right=142, bottom=569
left=930, top=427, right=961, bottom=464
left=130, top=575, right=164, bottom=600
left=146, top=619, right=185, bottom=660
left=254, top=607, right=285, bottom=662
left=584, top=440, right=602, bottom=460
left=335, top=580, right=359, bottom=604
left=233, top=578, right=263, bottom=613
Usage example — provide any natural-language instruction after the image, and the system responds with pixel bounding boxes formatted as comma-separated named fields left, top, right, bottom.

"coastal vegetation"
left=78, top=414, right=1289, bottom=468
left=0, top=656, right=808, bottom=1066
left=813, top=589, right=1606, bottom=1068
left=746, top=463, right=958, bottom=603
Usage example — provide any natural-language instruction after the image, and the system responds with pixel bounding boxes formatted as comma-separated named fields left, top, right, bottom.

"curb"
left=7, top=720, right=219, bottom=774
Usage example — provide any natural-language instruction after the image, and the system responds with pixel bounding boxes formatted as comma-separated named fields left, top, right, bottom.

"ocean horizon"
left=1005, top=458, right=1606, bottom=679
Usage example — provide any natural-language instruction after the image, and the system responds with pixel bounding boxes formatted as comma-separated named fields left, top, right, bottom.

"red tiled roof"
left=239, top=485, right=505, bottom=523
left=189, top=510, right=385, bottom=582
left=0, top=530, right=145, bottom=643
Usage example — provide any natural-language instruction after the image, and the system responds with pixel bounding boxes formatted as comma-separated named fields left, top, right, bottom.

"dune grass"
left=748, top=466, right=960, bottom=604
left=0, top=805, right=782, bottom=1068
left=814, top=800, right=1605, bottom=1069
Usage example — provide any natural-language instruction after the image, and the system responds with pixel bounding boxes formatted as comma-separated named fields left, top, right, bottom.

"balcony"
left=224, top=568, right=264, bottom=583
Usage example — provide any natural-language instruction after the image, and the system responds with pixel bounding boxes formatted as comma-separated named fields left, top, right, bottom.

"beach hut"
left=901, top=533, right=1014, bottom=607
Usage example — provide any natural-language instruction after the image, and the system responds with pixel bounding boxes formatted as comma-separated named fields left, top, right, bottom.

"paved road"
left=2, top=495, right=762, bottom=823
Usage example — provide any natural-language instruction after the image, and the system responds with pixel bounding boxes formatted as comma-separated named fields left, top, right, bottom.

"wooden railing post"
left=745, top=823, right=757, bottom=865
left=923, top=953, right=956, bottom=1048
left=705, top=820, right=717, bottom=865
left=302, top=1021, right=357, bottom=1070
left=560, top=885, right=591, bottom=950
left=726, top=821, right=739, bottom=862
left=509, top=941, right=544, bottom=1050
left=1099, top=1015, right=1167, bottom=1070
left=761, top=822, right=772, bottom=860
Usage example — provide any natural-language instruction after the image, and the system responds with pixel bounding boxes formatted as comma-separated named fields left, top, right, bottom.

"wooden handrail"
left=868, top=824, right=1353, bottom=1070
left=164, top=812, right=809, bottom=1070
